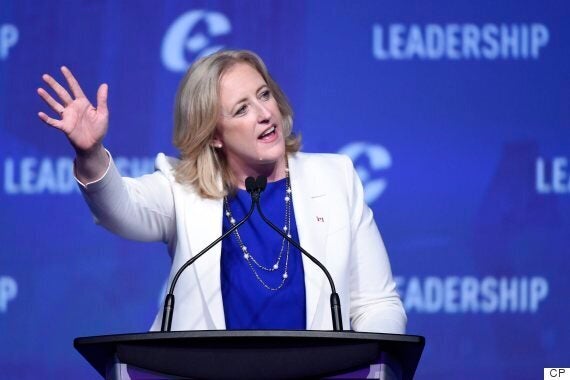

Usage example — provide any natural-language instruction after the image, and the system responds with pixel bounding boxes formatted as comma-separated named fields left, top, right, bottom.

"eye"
left=234, top=104, right=248, bottom=116
left=259, top=89, right=271, bottom=100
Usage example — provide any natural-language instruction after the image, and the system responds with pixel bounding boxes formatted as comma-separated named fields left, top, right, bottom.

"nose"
left=255, top=101, right=272, bottom=124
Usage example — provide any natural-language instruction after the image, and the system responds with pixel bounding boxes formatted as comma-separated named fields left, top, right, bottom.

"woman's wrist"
left=74, top=144, right=110, bottom=183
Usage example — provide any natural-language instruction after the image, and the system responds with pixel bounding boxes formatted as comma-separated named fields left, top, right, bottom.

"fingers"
left=96, top=83, right=109, bottom=115
left=61, top=66, right=86, bottom=99
left=37, top=87, right=65, bottom=116
left=42, top=72, right=74, bottom=105
left=37, top=111, right=63, bottom=130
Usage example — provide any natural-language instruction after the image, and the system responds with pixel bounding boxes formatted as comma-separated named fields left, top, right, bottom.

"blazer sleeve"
left=343, top=156, right=407, bottom=334
left=77, top=152, right=176, bottom=244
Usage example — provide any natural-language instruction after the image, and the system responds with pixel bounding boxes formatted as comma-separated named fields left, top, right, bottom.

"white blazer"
left=80, top=152, right=406, bottom=334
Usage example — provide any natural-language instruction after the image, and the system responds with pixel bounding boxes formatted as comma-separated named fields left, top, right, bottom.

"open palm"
left=37, top=66, right=109, bottom=154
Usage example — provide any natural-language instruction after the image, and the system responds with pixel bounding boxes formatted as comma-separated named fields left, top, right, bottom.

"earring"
left=212, top=142, right=222, bottom=149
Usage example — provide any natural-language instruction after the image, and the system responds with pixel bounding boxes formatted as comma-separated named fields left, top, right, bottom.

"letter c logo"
left=162, top=10, right=231, bottom=72
left=339, top=142, right=392, bottom=204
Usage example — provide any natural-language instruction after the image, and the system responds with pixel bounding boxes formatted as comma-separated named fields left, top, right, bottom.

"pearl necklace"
left=223, top=169, right=292, bottom=291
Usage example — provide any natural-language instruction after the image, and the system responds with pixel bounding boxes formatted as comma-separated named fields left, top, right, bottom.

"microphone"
left=252, top=176, right=344, bottom=331
left=160, top=177, right=259, bottom=332
left=255, top=175, right=267, bottom=193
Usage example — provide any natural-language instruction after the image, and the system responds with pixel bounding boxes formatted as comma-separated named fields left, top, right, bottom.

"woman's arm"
left=343, top=157, right=407, bottom=334
left=78, top=153, right=176, bottom=244
left=38, top=67, right=175, bottom=243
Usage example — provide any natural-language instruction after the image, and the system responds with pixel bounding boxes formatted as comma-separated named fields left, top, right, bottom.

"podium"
left=75, top=330, right=425, bottom=379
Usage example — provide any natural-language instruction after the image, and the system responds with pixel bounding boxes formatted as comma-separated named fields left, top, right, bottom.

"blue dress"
left=221, top=178, right=307, bottom=329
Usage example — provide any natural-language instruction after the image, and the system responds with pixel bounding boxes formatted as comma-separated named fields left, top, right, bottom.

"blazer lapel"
left=185, top=195, right=226, bottom=329
left=288, top=153, right=330, bottom=329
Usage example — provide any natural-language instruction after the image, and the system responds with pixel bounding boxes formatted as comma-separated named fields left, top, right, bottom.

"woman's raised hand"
left=37, top=66, right=109, bottom=156
left=37, top=67, right=110, bottom=182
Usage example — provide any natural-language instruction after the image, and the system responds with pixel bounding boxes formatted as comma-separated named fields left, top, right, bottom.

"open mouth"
left=258, top=125, right=277, bottom=140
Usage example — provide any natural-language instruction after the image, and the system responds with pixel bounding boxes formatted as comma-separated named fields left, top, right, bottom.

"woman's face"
left=214, top=62, right=286, bottom=182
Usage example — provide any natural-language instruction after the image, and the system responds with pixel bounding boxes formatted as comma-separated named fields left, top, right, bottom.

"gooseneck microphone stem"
left=161, top=178, right=258, bottom=332
left=254, top=177, right=343, bottom=331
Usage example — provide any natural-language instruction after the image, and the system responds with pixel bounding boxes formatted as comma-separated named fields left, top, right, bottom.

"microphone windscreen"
left=245, top=177, right=256, bottom=193
left=256, top=176, right=268, bottom=192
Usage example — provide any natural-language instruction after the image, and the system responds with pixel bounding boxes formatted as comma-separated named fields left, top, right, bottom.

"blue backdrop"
left=1, top=1, right=568, bottom=378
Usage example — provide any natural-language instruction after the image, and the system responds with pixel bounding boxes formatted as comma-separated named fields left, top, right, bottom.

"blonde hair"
left=173, top=50, right=301, bottom=199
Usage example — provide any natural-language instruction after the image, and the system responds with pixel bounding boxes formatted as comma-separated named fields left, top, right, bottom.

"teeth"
left=260, top=126, right=276, bottom=138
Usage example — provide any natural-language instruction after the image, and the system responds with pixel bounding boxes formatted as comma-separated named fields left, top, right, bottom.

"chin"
left=256, top=154, right=283, bottom=164
left=256, top=139, right=285, bottom=158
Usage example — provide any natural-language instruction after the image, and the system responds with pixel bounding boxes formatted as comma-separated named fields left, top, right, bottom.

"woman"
left=37, top=50, right=406, bottom=333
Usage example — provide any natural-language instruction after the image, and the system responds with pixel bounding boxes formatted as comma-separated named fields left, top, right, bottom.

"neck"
left=230, top=156, right=287, bottom=190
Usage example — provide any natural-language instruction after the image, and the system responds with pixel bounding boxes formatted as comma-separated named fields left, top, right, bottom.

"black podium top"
left=75, top=330, right=425, bottom=379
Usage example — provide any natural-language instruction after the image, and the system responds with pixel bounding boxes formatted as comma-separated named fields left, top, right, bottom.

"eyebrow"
left=231, top=84, right=268, bottom=110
